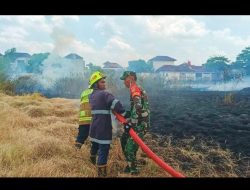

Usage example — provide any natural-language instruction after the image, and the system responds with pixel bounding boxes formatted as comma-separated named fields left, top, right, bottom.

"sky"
left=1, top=15, right=250, bottom=67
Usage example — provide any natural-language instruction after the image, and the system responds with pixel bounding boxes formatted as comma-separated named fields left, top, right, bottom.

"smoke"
left=8, top=60, right=29, bottom=80
left=207, top=77, right=250, bottom=91
left=39, top=54, right=85, bottom=89
left=4, top=25, right=250, bottom=96
left=50, top=27, right=75, bottom=55
left=175, top=78, right=250, bottom=92
left=4, top=26, right=91, bottom=98
left=137, top=74, right=250, bottom=93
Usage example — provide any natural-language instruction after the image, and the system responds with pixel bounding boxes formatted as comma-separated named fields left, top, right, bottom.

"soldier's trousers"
left=120, top=125, right=145, bottom=163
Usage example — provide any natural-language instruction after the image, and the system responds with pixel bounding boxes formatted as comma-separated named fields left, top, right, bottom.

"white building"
left=102, top=61, right=124, bottom=72
left=156, top=63, right=218, bottom=82
left=11, top=52, right=31, bottom=65
left=9, top=52, right=31, bottom=77
left=65, top=53, right=85, bottom=68
left=148, top=56, right=177, bottom=71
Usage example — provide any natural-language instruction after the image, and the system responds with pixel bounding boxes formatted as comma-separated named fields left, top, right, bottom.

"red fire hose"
left=113, top=112, right=185, bottom=178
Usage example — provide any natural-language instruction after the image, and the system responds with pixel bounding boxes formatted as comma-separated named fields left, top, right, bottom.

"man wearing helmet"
left=88, top=71, right=126, bottom=177
left=74, top=84, right=93, bottom=150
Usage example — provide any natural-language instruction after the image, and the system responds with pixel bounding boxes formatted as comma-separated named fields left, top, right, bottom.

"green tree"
left=3, top=48, right=16, bottom=62
left=27, top=53, right=50, bottom=73
left=232, top=46, right=250, bottom=75
left=4, top=48, right=16, bottom=56
left=203, top=56, right=230, bottom=72
left=128, top=59, right=153, bottom=73
left=87, top=62, right=103, bottom=73
left=0, top=56, right=10, bottom=81
left=0, top=56, right=15, bottom=94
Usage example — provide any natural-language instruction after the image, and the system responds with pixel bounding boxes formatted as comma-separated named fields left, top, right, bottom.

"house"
left=156, top=65, right=181, bottom=80
left=65, top=53, right=85, bottom=68
left=102, top=61, right=124, bottom=72
left=9, top=52, right=31, bottom=76
left=10, top=52, right=31, bottom=65
left=156, top=62, right=222, bottom=82
left=148, top=55, right=177, bottom=71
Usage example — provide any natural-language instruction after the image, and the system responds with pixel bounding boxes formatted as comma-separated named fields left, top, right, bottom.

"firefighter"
left=74, top=84, right=93, bottom=150
left=88, top=71, right=126, bottom=177
left=120, top=71, right=150, bottom=175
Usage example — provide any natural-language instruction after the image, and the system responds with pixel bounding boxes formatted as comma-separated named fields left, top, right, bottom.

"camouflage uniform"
left=120, top=72, right=150, bottom=174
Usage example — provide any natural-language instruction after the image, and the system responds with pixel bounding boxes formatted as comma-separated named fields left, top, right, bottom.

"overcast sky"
left=1, top=15, right=250, bottom=66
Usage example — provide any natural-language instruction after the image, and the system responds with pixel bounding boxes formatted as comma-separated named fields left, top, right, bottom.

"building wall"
left=185, top=72, right=196, bottom=81
left=153, top=61, right=175, bottom=70
left=10, top=57, right=31, bottom=77
left=159, top=72, right=217, bottom=81
left=166, top=72, right=180, bottom=80
left=67, top=59, right=86, bottom=69
left=159, top=71, right=214, bottom=81
left=202, top=73, right=212, bottom=81
left=14, top=57, right=30, bottom=65
left=212, top=72, right=223, bottom=81
left=70, top=59, right=85, bottom=68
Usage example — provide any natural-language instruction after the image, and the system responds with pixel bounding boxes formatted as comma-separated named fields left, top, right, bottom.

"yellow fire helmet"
left=89, top=71, right=106, bottom=88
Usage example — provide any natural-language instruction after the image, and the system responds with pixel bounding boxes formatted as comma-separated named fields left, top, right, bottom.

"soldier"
left=120, top=71, right=150, bottom=175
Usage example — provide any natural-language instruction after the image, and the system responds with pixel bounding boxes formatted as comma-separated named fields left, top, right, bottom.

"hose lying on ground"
left=113, top=112, right=185, bottom=178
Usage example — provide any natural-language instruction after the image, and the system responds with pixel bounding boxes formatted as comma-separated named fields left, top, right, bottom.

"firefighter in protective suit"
left=75, top=83, right=93, bottom=149
left=120, top=71, right=150, bottom=175
left=88, top=71, right=126, bottom=177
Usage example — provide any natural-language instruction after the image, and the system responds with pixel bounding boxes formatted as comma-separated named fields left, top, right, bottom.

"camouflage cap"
left=120, top=71, right=137, bottom=80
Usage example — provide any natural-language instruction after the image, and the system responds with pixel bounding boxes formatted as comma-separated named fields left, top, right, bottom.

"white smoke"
left=50, top=27, right=75, bottom=55
left=207, top=77, right=250, bottom=91
left=35, top=27, right=86, bottom=89
left=140, top=75, right=250, bottom=92
left=8, top=61, right=29, bottom=79
left=39, top=54, right=85, bottom=89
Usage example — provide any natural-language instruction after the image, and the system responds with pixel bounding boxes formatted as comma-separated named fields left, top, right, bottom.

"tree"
left=13, top=75, right=44, bottom=95
left=204, top=56, right=231, bottom=82
left=0, top=55, right=15, bottom=94
left=27, top=53, right=50, bottom=73
left=128, top=59, right=153, bottom=73
left=0, top=56, right=10, bottom=81
left=4, top=48, right=16, bottom=56
left=203, top=56, right=230, bottom=72
left=232, top=46, right=250, bottom=75
left=87, top=62, right=103, bottom=73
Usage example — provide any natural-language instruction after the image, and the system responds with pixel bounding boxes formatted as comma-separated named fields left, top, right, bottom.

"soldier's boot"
left=125, top=162, right=139, bottom=175
left=97, top=165, right=107, bottom=177
left=90, top=155, right=97, bottom=165
left=123, top=165, right=131, bottom=173
left=130, top=162, right=139, bottom=175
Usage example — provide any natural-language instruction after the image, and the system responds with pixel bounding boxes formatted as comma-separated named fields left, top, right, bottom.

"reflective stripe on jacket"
left=89, top=88, right=126, bottom=144
left=79, top=88, right=93, bottom=125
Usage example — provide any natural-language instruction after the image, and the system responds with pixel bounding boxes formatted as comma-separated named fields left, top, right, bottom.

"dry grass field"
left=0, top=92, right=244, bottom=177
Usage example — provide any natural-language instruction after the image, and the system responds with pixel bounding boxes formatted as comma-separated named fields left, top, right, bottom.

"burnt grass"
left=148, top=90, right=250, bottom=159
left=114, top=88, right=250, bottom=176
